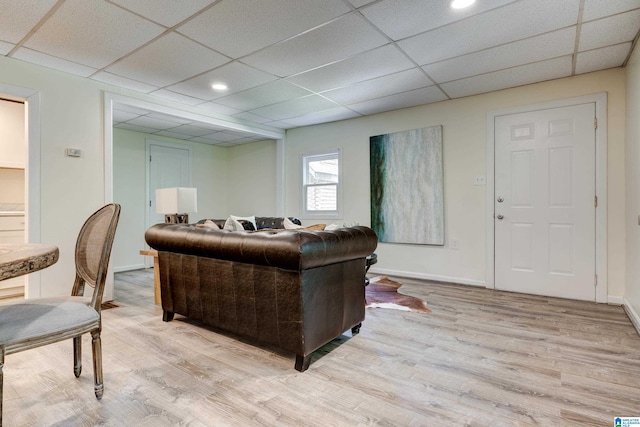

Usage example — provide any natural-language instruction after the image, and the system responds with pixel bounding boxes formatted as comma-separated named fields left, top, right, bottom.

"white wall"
left=625, top=43, right=640, bottom=322
left=285, top=68, right=627, bottom=298
left=112, top=128, right=229, bottom=271
left=226, top=139, right=278, bottom=216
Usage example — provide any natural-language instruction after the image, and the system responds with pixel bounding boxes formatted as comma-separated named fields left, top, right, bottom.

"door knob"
left=496, top=214, right=504, bottom=220
left=497, top=196, right=504, bottom=203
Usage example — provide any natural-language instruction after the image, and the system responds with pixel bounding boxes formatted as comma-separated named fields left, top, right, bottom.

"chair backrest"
left=72, top=204, right=121, bottom=311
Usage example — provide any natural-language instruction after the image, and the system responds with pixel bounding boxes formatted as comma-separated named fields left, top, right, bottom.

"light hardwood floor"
left=3, top=269, right=640, bottom=426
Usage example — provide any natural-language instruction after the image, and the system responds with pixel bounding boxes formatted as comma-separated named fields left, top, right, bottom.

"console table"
left=139, top=249, right=160, bottom=304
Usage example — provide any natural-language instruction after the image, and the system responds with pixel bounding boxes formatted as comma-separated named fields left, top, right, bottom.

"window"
left=302, top=150, right=341, bottom=217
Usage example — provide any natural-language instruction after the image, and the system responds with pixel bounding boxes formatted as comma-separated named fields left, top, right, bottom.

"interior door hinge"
left=594, top=117, right=598, bottom=129
left=149, top=155, right=152, bottom=162
left=595, top=274, right=598, bottom=286
left=594, top=195, right=598, bottom=208
left=149, top=200, right=152, bottom=207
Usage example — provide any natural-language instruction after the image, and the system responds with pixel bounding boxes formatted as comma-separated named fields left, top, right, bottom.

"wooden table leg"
left=139, top=250, right=160, bottom=304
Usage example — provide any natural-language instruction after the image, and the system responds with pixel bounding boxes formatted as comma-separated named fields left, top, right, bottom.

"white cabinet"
left=0, top=214, right=26, bottom=298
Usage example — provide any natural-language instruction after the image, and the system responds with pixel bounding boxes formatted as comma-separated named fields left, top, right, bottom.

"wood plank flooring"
left=3, top=270, right=639, bottom=426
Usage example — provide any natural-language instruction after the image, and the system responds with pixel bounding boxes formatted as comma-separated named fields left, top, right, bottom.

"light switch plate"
left=65, top=148, right=82, bottom=157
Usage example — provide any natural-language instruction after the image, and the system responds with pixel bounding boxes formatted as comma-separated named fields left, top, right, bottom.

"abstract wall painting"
left=370, top=125, right=444, bottom=245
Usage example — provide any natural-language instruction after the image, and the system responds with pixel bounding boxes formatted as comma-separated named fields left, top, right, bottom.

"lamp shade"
left=156, top=187, right=197, bottom=214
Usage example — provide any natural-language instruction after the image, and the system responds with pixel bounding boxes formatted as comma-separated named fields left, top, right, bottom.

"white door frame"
left=0, top=83, right=42, bottom=298
left=486, top=93, right=608, bottom=303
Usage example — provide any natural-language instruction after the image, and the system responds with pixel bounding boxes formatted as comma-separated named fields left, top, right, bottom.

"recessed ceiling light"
left=451, top=0, right=475, bottom=9
left=211, top=83, right=228, bottom=91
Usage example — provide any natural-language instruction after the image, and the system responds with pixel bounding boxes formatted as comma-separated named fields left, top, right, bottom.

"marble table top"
left=0, top=244, right=59, bottom=281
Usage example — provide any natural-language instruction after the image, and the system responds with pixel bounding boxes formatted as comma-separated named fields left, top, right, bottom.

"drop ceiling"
left=1, top=0, right=639, bottom=146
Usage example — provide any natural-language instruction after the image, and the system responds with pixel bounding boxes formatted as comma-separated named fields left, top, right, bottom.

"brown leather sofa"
left=144, top=222, right=378, bottom=371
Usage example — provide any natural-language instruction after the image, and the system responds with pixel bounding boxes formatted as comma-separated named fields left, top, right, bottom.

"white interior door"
left=494, top=103, right=596, bottom=301
left=145, top=141, right=191, bottom=266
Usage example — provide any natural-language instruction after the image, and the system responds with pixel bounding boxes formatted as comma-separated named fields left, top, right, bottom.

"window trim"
left=301, top=149, right=342, bottom=219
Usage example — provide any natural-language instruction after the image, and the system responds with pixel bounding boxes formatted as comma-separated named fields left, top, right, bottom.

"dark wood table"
left=0, top=244, right=59, bottom=281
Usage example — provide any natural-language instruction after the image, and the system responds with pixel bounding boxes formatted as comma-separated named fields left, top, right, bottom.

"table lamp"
left=155, top=187, right=197, bottom=224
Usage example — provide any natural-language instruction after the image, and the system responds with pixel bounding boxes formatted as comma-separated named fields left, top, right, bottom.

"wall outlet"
left=451, top=238, right=459, bottom=250
left=473, top=176, right=486, bottom=186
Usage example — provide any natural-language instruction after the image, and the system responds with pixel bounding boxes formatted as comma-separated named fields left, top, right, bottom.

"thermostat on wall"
left=65, top=148, right=82, bottom=157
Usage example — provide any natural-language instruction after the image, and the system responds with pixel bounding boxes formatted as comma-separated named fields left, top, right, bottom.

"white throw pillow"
left=230, top=215, right=256, bottom=231
left=223, top=217, right=245, bottom=231
left=283, top=217, right=302, bottom=229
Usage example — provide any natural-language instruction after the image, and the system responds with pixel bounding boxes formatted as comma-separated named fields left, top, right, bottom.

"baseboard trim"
left=607, top=295, right=624, bottom=305
left=368, top=268, right=486, bottom=287
left=623, top=298, right=640, bottom=337
left=114, top=264, right=145, bottom=273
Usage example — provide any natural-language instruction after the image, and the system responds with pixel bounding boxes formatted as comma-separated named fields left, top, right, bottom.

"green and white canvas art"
left=370, top=125, right=444, bottom=245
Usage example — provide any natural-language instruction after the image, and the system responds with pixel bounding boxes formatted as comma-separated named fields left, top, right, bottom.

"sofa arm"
left=145, top=224, right=378, bottom=271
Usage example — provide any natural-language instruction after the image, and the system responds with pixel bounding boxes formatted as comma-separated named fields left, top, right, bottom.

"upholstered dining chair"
left=0, top=203, right=120, bottom=425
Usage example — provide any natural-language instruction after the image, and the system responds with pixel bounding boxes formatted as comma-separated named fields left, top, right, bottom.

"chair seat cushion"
left=0, top=297, right=99, bottom=347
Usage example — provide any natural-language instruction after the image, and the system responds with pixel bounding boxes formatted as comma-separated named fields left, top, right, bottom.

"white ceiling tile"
left=126, top=116, right=181, bottom=130
left=347, top=86, right=448, bottom=116
left=283, top=107, right=362, bottom=127
left=196, top=102, right=243, bottom=116
left=347, top=0, right=377, bottom=7
left=112, top=109, right=140, bottom=123
left=12, top=47, right=98, bottom=77
left=242, top=13, right=388, bottom=77
left=149, top=89, right=205, bottom=106
left=215, top=80, right=313, bottom=111
left=250, top=95, right=340, bottom=121
left=398, top=0, right=580, bottom=65
left=0, top=42, right=14, bottom=55
left=423, top=27, right=576, bottom=83
left=168, top=124, right=215, bottom=137
left=582, top=0, right=640, bottom=21
left=109, top=0, right=216, bottom=27
left=115, top=122, right=158, bottom=134
left=361, top=0, right=516, bottom=41
left=152, top=130, right=193, bottom=140
left=322, top=68, right=433, bottom=105
left=206, top=131, right=245, bottom=142
left=177, top=0, right=350, bottom=58
left=113, top=103, right=155, bottom=115
left=287, top=44, right=414, bottom=93
left=233, top=112, right=273, bottom=124
left=579, top=10, right=640, bottom=51
left=189, top=135, right=223, bottom=144
left=167, top=62, right=277, bottom=100
left=441, top=56, right=572, bottom=99
left=145, top=112, right=193, bottom=125
left=0, top=0, right=57, bottom=44
left=576, top=43, right=632, bottom=74
left=264, top=121, right=294, bottom=129
left=92, top=72, right=158, bottom=93
left=105, top=33, right=230, bottom=87
left=23, top=0, right=164, bottom=69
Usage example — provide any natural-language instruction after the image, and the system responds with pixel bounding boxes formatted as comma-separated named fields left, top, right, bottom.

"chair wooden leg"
left=0, top=346, right=4, bottom=427
left=73, top=336, right=82, bottom=378
left=91, top=331, right=103, bottom=400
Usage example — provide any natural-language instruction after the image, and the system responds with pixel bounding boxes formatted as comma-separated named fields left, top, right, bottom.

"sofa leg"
left=351, top=323, right=362, bottom=335
left=162, top=311, right=174, bottom=322
left=295, top=354, right=311, bottom=372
